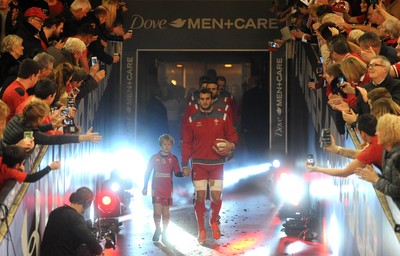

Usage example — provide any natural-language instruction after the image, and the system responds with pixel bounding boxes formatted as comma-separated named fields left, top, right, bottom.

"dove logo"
left=275, top=116, right=283, bottom=136
left=170, top=19, right=187, bottom=28
left=130, top=15, right=168, bottom=29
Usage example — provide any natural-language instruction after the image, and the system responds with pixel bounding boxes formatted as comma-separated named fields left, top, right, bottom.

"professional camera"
left=320, top=128, right=331, bottom=147
left=77, top=220, right=117, bottom=256
left=63, top=97, right=79, bottom=134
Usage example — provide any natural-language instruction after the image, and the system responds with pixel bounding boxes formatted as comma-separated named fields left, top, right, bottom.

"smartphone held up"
left=91, top=56, right=98, bottom=66
left=320, top=128, right=331, bottom=148
left=306, top=153, right=315, bottom=166
left=268, top=41, right=279, bottom=48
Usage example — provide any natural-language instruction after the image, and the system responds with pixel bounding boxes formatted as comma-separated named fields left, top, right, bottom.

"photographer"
left=41, top=187, right=104, bottom=256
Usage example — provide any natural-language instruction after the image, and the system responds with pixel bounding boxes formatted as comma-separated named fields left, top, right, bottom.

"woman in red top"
left=341, top=56, right=371, bottom=88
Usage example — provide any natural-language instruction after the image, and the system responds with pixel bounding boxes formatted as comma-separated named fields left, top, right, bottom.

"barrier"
left=295, top=41, right=400, bottom=254
left=0, top=41, right=123, bottom=255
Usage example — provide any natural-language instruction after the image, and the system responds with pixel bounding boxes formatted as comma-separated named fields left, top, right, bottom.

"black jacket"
left=16, top=19, right=44, bottom=59
left=60, top=9, right=85, bottom=38
left=75, top=76, right=98, bottom=106
left=41, top=205, right=103, bottom=256
left=83, top=11, right=123, bottom=64
left=3, top=115, right=80, bottom=146
left=355, top=74, right=400, bottom=115
left=0, top=52, right=20, bottom=90
left=0, top=7, right=19, bottom=37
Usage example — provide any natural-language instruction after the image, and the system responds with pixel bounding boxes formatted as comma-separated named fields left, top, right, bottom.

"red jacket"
left=0, top=157, right=27, bottom=188
left=145, top=152, right=181, bottom=198
left=181, top=108, right=238, bottom=167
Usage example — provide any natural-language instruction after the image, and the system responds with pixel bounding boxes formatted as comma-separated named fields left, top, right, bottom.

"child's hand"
left=182, top=167, right=190, bottom=177
left=142, top=188, right=147, bottom=195
left=50, top=161, right=61, bottom=170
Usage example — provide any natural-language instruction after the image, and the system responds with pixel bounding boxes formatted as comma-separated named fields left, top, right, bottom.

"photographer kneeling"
left=41, top=187, right=104, bottom=256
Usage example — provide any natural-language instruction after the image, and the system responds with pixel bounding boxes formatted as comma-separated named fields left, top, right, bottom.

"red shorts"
left=192, top=164, right=224, bottom=181
left=152, top=196, right=172, bottom=206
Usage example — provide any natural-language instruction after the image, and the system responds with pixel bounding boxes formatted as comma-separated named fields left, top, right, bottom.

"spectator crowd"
left=0, top=0, right=133, bottom=255
left=0, top=0, right=133, bottom=188
left=272, top=0, right=400, bottom=209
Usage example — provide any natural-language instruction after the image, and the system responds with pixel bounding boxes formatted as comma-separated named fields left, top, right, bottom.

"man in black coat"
left=83, top=6, right=131, bottom=65
left=16, top=7, right=48, bottom=59
left=355, top=55, right=400, bottom=116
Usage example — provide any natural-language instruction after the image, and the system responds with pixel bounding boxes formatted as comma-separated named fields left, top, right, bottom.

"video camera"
left=77, top=219, right=117, bottom=256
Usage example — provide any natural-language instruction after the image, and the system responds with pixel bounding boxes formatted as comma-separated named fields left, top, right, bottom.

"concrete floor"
left=99, top=163, right=331, bottom=256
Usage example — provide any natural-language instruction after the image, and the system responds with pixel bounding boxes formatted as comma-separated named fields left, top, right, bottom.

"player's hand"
left=216, top=139, right=235, bottom=155
left=142, top=188, right=147, bottom=195
left=182, top=167, right=190, bottom=177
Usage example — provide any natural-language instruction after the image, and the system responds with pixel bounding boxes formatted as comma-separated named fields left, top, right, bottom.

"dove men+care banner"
left=121, top=1, right=287, bottom=156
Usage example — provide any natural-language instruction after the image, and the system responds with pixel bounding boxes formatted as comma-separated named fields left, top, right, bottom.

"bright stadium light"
left=272, top=159, right=281, bottom=168
left=112, top=147, right=147, bottom=185
left=276, top=170, right=305, bottom=206
left=224, top=163, right=273, bottom=188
